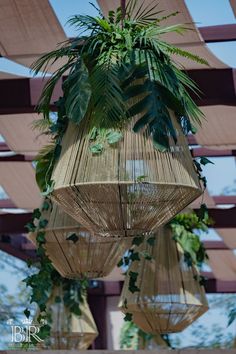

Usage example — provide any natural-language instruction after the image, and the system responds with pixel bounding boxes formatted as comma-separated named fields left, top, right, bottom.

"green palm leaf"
left=63, top=60, right=91, bottom=124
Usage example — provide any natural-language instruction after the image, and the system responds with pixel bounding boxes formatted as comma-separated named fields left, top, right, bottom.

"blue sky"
left=0, top=0, right=235, bottom=349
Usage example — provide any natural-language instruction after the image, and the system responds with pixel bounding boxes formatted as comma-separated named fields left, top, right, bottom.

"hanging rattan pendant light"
left=119, top=226, right=209, bottom=334
left=51, top=113, right=202, bottom=237
left=28, top=203, right=131, bottom=279
left=37, top=286, right=98, bottom=349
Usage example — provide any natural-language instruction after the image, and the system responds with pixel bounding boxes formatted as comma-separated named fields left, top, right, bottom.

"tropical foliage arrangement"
left=32, top=1, right=208, bottom=194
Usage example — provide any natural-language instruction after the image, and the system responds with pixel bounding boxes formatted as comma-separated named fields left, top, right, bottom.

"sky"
left=0, top=0, right=236, bottom=349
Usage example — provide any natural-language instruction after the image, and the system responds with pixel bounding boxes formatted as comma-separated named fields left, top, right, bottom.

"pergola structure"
left=0, top=0, right=235, bottom=349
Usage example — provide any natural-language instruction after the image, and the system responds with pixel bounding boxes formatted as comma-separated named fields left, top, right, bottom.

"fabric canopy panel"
left=229, top=0, right=236, bottom=17
left=207, top=250, right=236, bottom=281
left=0, top=113, right=49, bottom=154
left=0, top=71, right=25, bottom=79
left=97, top=0, right=227, bottom=69
left=0, top=162, right=41, bottom=209
left=195, top=106, right=236, bottom=149
left=0, top=0, right=66, bottom=70
left=216, top=229, right=236, bottom=249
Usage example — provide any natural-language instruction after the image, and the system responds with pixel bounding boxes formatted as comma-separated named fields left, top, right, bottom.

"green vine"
left=120, top=320, right=171, bottom=349
left=118, top=208, right=212, bottom=321
left=23, top=198, right=88, bottom=347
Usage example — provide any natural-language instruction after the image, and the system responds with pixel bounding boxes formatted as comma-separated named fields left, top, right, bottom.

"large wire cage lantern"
left=36, top=286, right=98, bottom=350
left=119, top=226, right=209, bottom=334
left=28, top=203, right=131, bottom=279
left=51, top=112, right=202, bottom=238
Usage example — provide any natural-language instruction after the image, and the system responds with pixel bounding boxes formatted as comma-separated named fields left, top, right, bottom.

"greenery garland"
left=23, top=198, right=88, bottom=347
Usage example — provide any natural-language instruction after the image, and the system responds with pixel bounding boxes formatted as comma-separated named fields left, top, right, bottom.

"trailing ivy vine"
left=23, top=198, right=88, bottom=347
left=118, top=208, right=212, bottom=322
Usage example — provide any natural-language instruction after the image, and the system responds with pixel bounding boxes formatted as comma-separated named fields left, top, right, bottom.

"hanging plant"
left=28, top=201, right=131, bottom=279
left=32, top=2, right=207, bottom=181
left=117, top=209, right=212, bottom=305
left=31, top=2, right=208, bottom=236
left=118, top=225, right=209, bottom=334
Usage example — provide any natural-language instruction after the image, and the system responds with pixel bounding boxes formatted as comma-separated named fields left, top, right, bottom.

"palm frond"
left=158, top=40, right=209, bottom=66
left=126, top=0, right=163, bottom=24
left=31, top=118, right=52, bottom=132
left=89, top=60, right=127, bottom=129
left=31, top=42, right=72, bottom=75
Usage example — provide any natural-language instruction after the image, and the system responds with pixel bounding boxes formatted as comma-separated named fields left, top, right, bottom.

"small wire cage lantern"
left=51, top=113, right=202, bottom=237
left=119, top=226, right=209, bottom=334
left=28, top=203, right=131, bottom=279
left=36, top=286, right=98, bottom=349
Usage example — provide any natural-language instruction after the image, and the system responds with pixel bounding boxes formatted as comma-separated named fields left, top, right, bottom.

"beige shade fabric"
left=119, top=226, right=208, bottom=334
left=216, top=229, right=236, bottom=249
left=97, top=0, right=228, bottom=69
left=37, top=286, right=98, bottom=350
left=0, top=0, right=66, bottom=70
left=0, top=113, right=49, bottom=154
left=195, top=106, right=236, bottom=149
left=51, top=115, right=202, bottom=237
left=229, top=0, right=236, bottom=17
left=0, top=162, right=41, bottom=209
left=29, top=203, right=131, bottom=279
left=207, top=250, right=236, bottom=281
left=0, top=71, right=25, bottom=79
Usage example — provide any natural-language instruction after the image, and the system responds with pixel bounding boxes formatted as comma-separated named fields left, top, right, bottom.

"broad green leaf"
left=147, top=236, right=155, bottom=246
left=24, top=308, right=30, bottom=319
left=132, top=236, right=144, bottom=246
left=136, top=175, right=148, bottom=182
left=64, top=60, right=91, bottom=124
left=32, top=208, right=41, bottom=220
left=41, top=181, right=55, bottom=196
left=117, top=258, right=124, bottom=267
left=38, top=219, right=48, bottom=229
left=133, top=112, right=154, bottom=133
left=89, top=143, right=104, bottom=154
left=106, top=131, right=123, bottom=144
left=130, top=252, right=140, bottom=261
left=66, top=233, right=79, bottom=243
left=200, top=157, right=214, bottom=166
left=124, top=313, right=133, bottom=321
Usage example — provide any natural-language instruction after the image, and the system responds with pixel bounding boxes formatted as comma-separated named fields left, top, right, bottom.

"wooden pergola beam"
left=192, top=148, right=236, bottom=158
left=0, top=207, right=236, bottom=233
left=199, top=24, right=236, bottom=43
left=0, top=68, right=235, bottom=115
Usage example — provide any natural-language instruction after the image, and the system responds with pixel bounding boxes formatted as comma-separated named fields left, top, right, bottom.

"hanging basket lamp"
left=51, top=114, right=202, bottom=237
left=29, top=203, right=131, bottom=279
left=36, top=286, right=98, bottom=350
left=119, top=226, right=209, bottom=334
left=32, top=5, right=207, bottom=238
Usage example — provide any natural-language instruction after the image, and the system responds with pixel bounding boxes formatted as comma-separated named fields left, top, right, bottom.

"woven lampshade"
left=51, top=114, right=202, bottom=237
left=119, top=226, right=209, bottom=334
left=37, top=286, right=98, bottom=349
left=28, top=203, right=131, bottom=279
